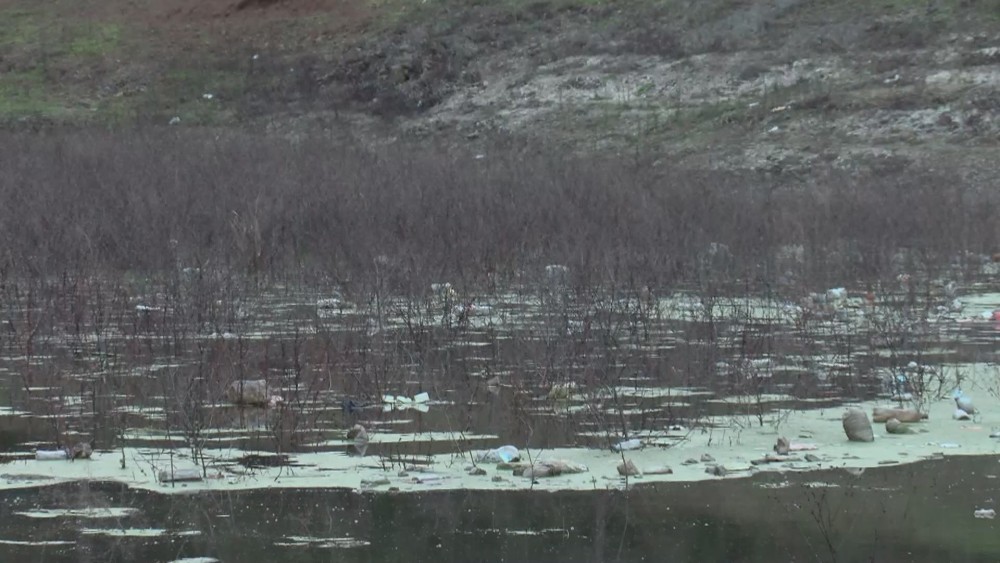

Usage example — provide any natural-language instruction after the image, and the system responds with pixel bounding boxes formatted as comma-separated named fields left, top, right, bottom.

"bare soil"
left=2, top=0, right=1000, bottom=173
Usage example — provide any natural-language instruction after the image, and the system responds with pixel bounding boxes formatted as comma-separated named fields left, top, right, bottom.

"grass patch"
left=0, top=70, right=65, bottom=118
left=67, top=23, right=122, bottom=57
left=0, top=8, right=42, bottom=47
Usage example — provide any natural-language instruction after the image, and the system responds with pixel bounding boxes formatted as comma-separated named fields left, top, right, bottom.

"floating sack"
left=954, top=391, right=977, bottom=415
left=35, top=442, right=93, bottom=461
left=69, top=442, right=93, bottom=460
left=872, top=407, right=926, bottom=423
left=612, top=439, right=642, bottom=452
left=475, top=445, right=520, bottom=463
left=158, top=468, right=203, bottom=483
left=885, top=418, right=913, bottom=434
left=617, top=460, right=640, bottom=476
left=547, top=382, right=578, bottom=400
left=843, top=409, right=875, bottom=442
left=347, top=424, right=369, bottom=456
left=226, top=379, right=269, bottom=406
left=520, top=459, right=588, bottom=479
left=774, top=437, right=790, bottom=455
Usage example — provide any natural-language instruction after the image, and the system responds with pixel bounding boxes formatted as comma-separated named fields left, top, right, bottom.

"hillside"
left=2, top=0, right=1000, bottom=173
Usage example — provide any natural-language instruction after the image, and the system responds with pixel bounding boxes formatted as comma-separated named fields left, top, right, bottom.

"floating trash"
left=611, top=439, right=642, bottom=452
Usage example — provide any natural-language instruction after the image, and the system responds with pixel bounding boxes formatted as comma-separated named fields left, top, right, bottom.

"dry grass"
left=0, top=128, right=996, bottom=293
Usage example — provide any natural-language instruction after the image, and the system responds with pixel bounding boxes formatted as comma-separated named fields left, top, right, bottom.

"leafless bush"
left=0, top=127, right=997, bottom=462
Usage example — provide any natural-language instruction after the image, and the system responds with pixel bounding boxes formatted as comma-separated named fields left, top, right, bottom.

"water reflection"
left=2, top=456, right=999, bottom=562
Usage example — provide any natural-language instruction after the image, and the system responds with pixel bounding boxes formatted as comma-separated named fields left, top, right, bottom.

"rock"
left=682, top=458, right=699, bottom=465
left=491, top=475, right=505, bottom=482
left=617, top=460, right=640, bottom=476
left=886, top=418, right=913, bottom=434
left=805, top=454, right=821, bottom=462
left=872, top=407, right=926, bottom=423
left=953, top=409, right=972, bottom=421
left=226, top=379, right=269, bottom=406
left=468, top=467, right=487, bottom=476
left=774, top=437, right=790, bottom=455
left=700, top=453, right=715, bottom=462
left=843, top=409, right=875, bottom=442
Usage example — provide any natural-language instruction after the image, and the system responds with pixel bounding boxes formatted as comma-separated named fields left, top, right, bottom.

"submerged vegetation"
left=0, top=126, right=998, bottom=562
left=0, top=128, right=997, bottom=454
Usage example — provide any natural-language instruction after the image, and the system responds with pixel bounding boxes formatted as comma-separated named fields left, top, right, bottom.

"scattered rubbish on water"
left=15, top=508, right=139, bottom=519
left=611, top=439, right=643, bottom=452
left=518, top=460, right=588, bottom=479
left=974, top=508, right=996, bottom=519
left=937, top=443, right=962, bottom=449
left=159, top=468, right=204, bottom=483
left=34, top=450, right=69, bottom=461
left=275, top=536, right=371, bottom=549
left=475, top=445, right=520, bottom=463
left=547, top=382, right=578, bottom=400
left=410, top=474, right=447, bottom=484
left=226, top=379, right=271, bottom=407
left=360, top=477, right=391, bottom=490
left=382, top=393, right=431, bottom=412
left=347, top=424, right=369, bottom=456
left=33, top=443, right=92, bottom=461
left=705, top=465, right=728, bottom=477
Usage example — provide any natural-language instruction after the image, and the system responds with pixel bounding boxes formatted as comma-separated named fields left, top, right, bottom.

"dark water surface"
left=2, top=455, right=1000, bottom=562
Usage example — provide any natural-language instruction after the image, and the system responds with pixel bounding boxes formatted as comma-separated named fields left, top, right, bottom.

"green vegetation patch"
left=0, top=70, right=66, bottom=118
left=67, top=23, right=122, bottom=57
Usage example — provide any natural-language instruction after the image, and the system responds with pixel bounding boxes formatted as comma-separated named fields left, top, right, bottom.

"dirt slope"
left=1, top=0, right=999, bottom=174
